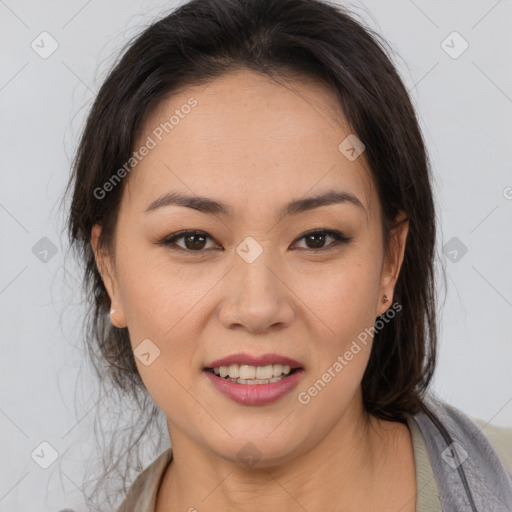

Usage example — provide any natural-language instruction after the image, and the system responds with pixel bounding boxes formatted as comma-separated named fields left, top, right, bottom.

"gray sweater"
left=414, top=392, right=512, bottom=511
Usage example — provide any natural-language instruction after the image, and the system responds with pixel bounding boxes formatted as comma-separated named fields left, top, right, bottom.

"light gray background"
left=1, top=0, right=511, bottom=510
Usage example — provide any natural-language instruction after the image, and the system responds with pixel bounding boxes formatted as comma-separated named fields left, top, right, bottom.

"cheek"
left=115, top=253, right=228, bottom=409
left=117, top=251, right=219, bottom=339
left=116, top=257, right=209, bottom=419
left=291, top=258, right=381, bottom=418
left=292, top=252, right=382, bottom=342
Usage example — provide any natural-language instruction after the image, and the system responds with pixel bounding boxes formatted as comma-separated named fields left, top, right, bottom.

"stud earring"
left=382, top=295, right=389, bottom=303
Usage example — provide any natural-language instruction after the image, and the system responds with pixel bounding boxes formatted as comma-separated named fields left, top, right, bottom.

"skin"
left=92, top=68, right=415, bottom=511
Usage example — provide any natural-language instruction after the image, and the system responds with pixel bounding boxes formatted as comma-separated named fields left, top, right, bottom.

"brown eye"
left=182, top=233, right=208, bottom=250
left=157, top=228, right=352, bottom=254
left=292, top=229, right=352, bottom=250
left=159, top=230, right=218, bottom=252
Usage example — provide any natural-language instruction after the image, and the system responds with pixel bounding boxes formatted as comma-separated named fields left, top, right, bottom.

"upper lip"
left=205, top=352, right=304, bottom=369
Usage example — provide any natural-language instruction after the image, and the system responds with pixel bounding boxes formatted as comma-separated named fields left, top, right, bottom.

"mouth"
left=203, top=361, right=304, bottom=405
left=202, top=353, right=305, bottom=404
left=204, top=364, right=300, bottom=385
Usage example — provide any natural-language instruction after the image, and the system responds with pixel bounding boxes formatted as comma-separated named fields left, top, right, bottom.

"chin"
left=206, top=429, right=305, bottom=469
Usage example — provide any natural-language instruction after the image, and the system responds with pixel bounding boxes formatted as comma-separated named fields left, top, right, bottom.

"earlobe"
left=109, top=308, right=126, bottom=329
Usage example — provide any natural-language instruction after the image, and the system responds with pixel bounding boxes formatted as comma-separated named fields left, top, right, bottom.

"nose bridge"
left=218, top=236, right=295, bottom=332
left=235, top=235, right=281, bottom=306
left=237, top=237, right=276, bottom=294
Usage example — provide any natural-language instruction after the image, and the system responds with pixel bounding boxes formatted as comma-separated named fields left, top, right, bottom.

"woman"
left=66, top=0, right=512, bottom=510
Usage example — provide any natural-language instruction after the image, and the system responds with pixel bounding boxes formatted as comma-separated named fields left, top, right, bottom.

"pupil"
left=307, top=233, right=325, bottom=249
left=186, top=234, right=206, bottom=250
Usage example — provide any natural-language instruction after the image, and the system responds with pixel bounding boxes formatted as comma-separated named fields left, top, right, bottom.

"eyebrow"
left=144, top=188, right=365, bottom=218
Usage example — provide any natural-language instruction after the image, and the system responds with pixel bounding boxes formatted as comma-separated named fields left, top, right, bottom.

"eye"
left=292, top=229, right=353, bottom=251
left=158, top=230, right=219, bottom=252
left=157, top=228, right=352, bottom=253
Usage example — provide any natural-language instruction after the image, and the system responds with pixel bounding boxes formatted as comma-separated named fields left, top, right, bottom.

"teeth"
left=228, top=364, right=239, bottom=378
left=222, top=375, right=288, bottom=384
left=255, top=365, right=272, bottom=379
left=240, top=365, right=256, bottom=380
left=212, top=364, right=292, bottom=380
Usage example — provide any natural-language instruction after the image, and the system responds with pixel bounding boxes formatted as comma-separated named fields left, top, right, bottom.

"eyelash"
left=156, top=229, right=353, bottom=254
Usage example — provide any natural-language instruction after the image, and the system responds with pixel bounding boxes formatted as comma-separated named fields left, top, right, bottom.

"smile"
left=207, top=363, right=294, bottom=384
left=203, top=365, right=304, bottom=405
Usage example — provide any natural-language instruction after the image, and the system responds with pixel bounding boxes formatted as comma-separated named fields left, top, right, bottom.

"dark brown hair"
left=66, top=0, right=441, bottom=505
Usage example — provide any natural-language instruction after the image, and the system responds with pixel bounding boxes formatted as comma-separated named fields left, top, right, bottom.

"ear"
left=91, top=224, right=127, bottom=328
left=377, top=211, right=409, bottom=317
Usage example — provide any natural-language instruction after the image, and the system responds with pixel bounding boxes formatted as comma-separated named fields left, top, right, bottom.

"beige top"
left=117, top=415, right=512, bottom=511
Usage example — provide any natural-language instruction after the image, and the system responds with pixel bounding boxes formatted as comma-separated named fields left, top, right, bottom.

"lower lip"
left=204, top=369, right=304, bottom=405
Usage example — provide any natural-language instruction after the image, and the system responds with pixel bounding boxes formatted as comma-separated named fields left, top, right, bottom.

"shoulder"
left=468, top=416, right=512, bottom=478
left=419, top=394, right=512, bottom=480
left=116, top=448, right=173, bottom=512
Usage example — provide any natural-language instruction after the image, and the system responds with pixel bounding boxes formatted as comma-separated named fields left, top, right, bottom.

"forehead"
left=127, top=68, right=377, bottom=222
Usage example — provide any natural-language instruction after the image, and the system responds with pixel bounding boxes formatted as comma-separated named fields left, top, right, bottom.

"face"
left=92, top=68, right=408, bottom=466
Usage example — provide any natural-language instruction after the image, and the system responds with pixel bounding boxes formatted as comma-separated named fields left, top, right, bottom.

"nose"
left=217, top=246, right=295, bottom=334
